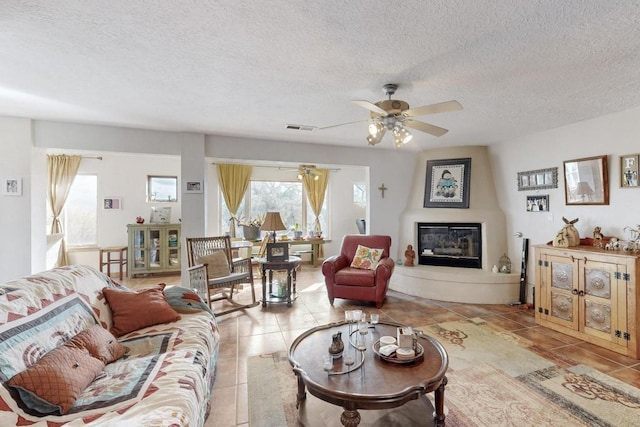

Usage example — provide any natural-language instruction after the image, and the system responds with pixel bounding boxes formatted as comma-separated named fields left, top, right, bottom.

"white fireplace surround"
left=392, top=146, right=520, bottom=304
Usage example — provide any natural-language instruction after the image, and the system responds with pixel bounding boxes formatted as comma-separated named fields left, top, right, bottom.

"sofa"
left=0, top=265, right=219, bottom=426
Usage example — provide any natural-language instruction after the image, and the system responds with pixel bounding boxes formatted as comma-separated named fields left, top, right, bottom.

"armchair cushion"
left=350, top=245, right=384, bottom=270
left=197, top=251, right=230, bottom=279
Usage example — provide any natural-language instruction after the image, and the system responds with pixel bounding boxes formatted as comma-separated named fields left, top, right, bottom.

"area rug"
left=248, top=319, right=640, bottom=426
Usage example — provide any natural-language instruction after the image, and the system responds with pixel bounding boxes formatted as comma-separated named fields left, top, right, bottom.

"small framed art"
left=517, top=167, right=557, bottom=191
left=526, top=195, right=549, bottom=212
left=423, top=158, right=471, bottom=208
left=184, top=180, right=203, bottom=193
left=2, top=177, right=22, bottom=196
left=150, top=206, right=172, bottom=224
left=266, top=242, right=288, bottom=262
left=103, top=197, right=121, bottom=210
left=620, top=154, right=639, bottom=187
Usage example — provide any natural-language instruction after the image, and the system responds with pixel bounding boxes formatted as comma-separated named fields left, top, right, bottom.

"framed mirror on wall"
left=563, top=155, right=609, bottom=205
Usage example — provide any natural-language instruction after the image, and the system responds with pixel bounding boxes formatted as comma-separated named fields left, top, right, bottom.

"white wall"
left=0, top=117, right=35, bottom=281
left=490, top=105, right=640, bottom=297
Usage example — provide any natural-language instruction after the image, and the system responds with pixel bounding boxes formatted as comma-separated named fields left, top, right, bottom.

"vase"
left=242, top=225, right=261, bottom=241
left=328, top=331, right=344, bottom=359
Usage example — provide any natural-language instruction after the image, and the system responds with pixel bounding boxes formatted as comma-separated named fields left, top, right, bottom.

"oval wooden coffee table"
left=288, top=321, right=448, bottom=426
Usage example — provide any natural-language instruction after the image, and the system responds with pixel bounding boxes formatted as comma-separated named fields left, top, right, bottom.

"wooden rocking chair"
left=186, top=235, right=258, bottom=316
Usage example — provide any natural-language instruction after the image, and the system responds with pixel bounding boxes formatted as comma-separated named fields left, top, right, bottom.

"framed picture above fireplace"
left=423, top=157, right=471, bottom=208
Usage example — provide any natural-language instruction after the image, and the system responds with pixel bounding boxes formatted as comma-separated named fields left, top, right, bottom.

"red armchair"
left=322, top=235, right=395, bottom=308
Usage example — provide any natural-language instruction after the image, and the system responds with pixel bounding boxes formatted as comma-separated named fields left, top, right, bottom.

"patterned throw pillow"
left=102, top=284, right=181, bottom=337
left=350, top=245, right=384, bottom=270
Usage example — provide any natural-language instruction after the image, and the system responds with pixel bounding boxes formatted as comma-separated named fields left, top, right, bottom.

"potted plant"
left=239, top=215, right=263, bottom=241
left=293, top=223, right=303, bottom=240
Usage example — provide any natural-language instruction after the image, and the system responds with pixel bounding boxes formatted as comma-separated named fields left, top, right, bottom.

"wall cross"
left=378, top=183, right=387, bottom=198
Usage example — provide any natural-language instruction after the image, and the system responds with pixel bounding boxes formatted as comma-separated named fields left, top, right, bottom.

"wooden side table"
left=99, top=246, right=128, bottom=280
left=256, top=256, right=301, bottom=307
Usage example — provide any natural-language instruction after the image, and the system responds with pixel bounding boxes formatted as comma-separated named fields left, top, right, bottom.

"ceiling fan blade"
left=351, top=100, right=388, bottom=116
left=318, top=119, right=367, bottom=130
left=403, top=100, right=463, bottom=117
left=403, top=119, right=449, bottom=137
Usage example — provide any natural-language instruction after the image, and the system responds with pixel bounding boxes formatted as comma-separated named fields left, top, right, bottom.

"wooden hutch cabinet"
left=127, top=224, right=181, bottom=277
left=534, top=244, right=640, bottom=358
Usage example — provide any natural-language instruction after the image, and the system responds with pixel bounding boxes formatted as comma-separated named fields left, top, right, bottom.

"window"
left=62, top=175, right=98, bottom=247
left=147, top=176, right=178, bottom=202
left=251, top=181, right=303, bottom=230
left=353, top=183, right=367, bottom=206
left=220, top=180, right=328, bottom=236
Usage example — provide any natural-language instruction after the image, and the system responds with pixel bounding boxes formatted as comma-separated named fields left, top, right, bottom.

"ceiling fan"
left=321, top=83, right=463, bottom=147
left=297, top=164, right=319, bottom=180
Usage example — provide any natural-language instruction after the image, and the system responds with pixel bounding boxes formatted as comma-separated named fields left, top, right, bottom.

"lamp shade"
left=261, top=212, right=286, bottom=232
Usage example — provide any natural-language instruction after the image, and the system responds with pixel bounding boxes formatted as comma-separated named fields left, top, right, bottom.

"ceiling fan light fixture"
left=367, top=129, right=385, bottom=145
left=368, top=122, right=384, bottom=137
left=392, top=125, right=413, bottom=146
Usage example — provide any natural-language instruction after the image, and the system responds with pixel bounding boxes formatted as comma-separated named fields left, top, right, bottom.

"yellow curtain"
left=302, top=169, right=329, bottom=257
left=47, top=154, right=82, bottom=267
left=216, top=163, right=253, bottom=237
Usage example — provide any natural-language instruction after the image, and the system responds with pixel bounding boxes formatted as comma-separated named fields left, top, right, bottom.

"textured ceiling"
left=2, top=1, right=640, bottom=150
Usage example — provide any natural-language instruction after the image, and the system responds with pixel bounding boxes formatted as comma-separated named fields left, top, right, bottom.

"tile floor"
left=122, top=266, right=640, bottom=427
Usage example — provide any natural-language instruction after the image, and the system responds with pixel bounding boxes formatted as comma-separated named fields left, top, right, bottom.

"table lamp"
left=261, top=211, right=286, bottom=242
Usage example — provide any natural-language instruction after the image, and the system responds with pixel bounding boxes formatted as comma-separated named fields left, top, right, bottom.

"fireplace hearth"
left=417, top=222, right=482, bottom=269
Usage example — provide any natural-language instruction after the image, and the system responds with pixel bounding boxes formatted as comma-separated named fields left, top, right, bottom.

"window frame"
left=219, top=178, right=329, bottom=237
left=147, top=175, right=178, bottom=203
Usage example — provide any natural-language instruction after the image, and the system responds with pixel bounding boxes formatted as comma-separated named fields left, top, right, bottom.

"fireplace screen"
left=417, top=222, right=482, bottom=269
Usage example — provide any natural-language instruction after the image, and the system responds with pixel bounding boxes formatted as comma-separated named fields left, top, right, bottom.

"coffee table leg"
left=340, top=408, right=361, bottom=426
left=296, top=375, right=306, bottom=409
left=433, top=375, right=447, bottom=427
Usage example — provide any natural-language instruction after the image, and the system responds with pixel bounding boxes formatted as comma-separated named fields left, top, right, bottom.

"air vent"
left=286, top=124, right=316, bottom=131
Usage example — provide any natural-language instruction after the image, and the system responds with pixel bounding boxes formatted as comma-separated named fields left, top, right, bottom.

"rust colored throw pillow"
left=102, top=284, right=181, bottom=337
left=7, top=346, right=104, bottom=415
left=67, top=324, right=129, bottom=364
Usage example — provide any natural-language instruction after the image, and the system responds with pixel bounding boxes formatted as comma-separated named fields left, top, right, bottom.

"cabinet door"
left=544, top=254, right=580, bottom=330
left=131, top=227, right=148, bottom=272
left=579, top=259, right=627, bottom=347
left=165, top=226, right=181, bottom=270
left=148, top=227, right=163, bottom=270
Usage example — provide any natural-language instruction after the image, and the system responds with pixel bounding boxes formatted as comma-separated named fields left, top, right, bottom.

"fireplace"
left=417, top=222, right=482, bottom=269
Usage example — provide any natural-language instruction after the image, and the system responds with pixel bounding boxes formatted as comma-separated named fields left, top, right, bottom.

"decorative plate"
left=372, top=339, right=424, bottom=364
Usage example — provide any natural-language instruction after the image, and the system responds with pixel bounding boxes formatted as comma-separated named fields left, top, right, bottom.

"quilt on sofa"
left=0, top=265, right=220, bottom=426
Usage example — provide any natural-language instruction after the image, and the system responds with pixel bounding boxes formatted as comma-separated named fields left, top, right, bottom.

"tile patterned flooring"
left=122, top=267, right=640, bottom=427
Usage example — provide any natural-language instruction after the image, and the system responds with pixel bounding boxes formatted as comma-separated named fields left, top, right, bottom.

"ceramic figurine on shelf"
left=593, top=226, right=604, bottom=247
left=404, top=244, right=415, bottom=266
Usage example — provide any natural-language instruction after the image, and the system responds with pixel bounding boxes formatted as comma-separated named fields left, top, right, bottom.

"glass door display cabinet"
left=534, top=244, right=640, bottom=359
left=127, top=224, right=181, bottom=277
